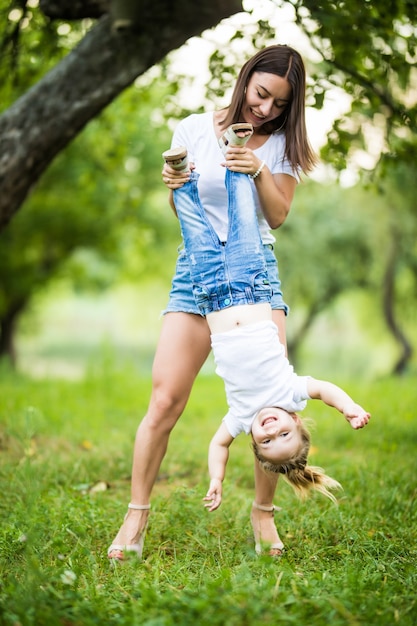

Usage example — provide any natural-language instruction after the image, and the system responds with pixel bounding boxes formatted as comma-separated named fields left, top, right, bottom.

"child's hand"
left=203, top=479, right=222, bottom=511
left=343, top=403, right=371, bottom=429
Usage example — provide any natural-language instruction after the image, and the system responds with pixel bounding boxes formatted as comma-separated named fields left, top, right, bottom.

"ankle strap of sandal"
left=252, top=501, right=281, bottom=512
left=128, top=503, right=151, bottom=510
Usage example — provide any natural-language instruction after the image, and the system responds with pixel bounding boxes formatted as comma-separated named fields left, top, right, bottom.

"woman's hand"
left=161, top=162, right=193, bottom=189
left=223, top=146, right=295, bottom=229
left=222, top=146, right=262, bottom=177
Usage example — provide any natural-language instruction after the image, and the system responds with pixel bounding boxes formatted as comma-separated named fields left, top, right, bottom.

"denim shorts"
left=163, top=243, right=289, bottom=316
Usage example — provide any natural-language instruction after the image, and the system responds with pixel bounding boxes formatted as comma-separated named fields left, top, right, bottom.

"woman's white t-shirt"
left=171, top=111, right=298, bottom=245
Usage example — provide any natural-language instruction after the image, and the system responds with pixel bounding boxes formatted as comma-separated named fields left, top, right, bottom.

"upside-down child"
left=168, top=139, right=370, bottom=554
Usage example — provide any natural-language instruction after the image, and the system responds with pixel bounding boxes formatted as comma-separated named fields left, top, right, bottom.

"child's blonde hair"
left=252, top=414, right=342, bottom=503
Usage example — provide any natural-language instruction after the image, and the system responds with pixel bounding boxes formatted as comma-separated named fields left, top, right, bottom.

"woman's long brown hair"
left=220, top=45, right=318, bottom=175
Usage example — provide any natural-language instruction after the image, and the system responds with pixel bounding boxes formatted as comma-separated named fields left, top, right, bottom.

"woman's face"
left=241, top=71, right=291, bottom=129
left=251, top=407, right=302, bottom=465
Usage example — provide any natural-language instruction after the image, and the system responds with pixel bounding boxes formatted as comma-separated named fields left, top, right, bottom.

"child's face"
left=251, top=407, right=302, bottom=465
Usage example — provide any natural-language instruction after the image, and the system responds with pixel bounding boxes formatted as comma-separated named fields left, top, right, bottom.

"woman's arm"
left=307, top=378, right=371, bottom=429
left=203, top=422, right=234, bottom=511
left=255, top=170, right=297, bottom=229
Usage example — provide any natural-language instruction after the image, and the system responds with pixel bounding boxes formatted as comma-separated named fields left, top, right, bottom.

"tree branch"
left=0, top=0, right=242, bottom=229
left=39, top=0, right=110, bottom=19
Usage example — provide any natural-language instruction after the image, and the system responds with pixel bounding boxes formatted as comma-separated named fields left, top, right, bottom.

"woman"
left=108, top=44, right=318, bottom=561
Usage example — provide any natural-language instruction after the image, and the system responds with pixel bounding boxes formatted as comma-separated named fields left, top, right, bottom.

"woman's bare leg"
left=251, top=458, right=284, bottom=553
left=250, top=308, right=286, bottom=553
left=109, top=312, right=211, bottom=554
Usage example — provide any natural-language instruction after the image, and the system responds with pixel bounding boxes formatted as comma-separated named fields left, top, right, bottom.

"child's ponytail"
left=280, top=463, right=342, bottom=503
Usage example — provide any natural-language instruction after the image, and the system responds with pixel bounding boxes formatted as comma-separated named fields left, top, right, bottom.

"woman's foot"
left=251, top=502, right=284, bottom=557
left=108, top=503, right=151, bottom=561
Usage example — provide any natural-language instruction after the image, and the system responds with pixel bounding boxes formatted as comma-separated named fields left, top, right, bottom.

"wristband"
left=249, top=160, right=266, bottom=180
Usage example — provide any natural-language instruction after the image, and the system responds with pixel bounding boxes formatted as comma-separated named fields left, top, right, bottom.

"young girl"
left=170, top=155, right=370, bottom=553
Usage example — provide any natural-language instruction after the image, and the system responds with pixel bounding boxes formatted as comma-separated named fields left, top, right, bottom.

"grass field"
left=0, top=361, right=416, bottom=625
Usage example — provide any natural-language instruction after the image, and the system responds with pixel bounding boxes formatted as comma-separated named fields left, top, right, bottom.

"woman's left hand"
left=223, top=146, right=262, bottom=177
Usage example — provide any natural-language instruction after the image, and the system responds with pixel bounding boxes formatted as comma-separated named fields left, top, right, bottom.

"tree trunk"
left=0, top=0, right=242, bottom=230
left=40, top=0, right=110, bottom=19
left=0, top=299, right=27, bottom=367
left=287, top=301, right=322, bottom=367
left=382, top=235, right=413, bottom=375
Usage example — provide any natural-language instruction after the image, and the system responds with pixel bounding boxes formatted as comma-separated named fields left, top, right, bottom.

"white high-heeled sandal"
left=107, top=503, right=151, bottom=561
left=251, top=501, right=284, bottom=556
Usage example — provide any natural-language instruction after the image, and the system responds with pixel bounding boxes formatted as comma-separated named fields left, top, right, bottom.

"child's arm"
left=203, top=422, right=234, bottom=512
left=307, top=378, right=371, bottom=429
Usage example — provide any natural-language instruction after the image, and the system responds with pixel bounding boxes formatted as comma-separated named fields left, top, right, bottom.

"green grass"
left=0, top=361, right=416, bottom=625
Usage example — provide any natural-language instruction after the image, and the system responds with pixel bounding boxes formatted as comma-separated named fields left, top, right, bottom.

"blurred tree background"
left=0, top=0, right=415, bottom=379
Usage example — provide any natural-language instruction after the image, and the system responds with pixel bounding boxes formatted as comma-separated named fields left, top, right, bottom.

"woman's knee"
left=145, top=386, right=188, bottom=433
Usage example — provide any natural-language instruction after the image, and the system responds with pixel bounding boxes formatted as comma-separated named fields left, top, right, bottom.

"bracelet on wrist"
left=249, top=160, right=266, bottom=180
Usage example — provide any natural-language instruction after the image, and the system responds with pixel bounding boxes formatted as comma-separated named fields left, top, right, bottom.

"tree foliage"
left=0, top=77, right=178, bottom=362
left=288, top=0, right=417, bottom=372
left=277, top=181, right=374, bottom=361
left=290, top=0, right=417, bottom=171
left=0, top=0, right=416, bottom=373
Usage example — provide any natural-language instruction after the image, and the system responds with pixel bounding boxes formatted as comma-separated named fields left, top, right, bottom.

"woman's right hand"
left=161, top=162, right=193, bottom=189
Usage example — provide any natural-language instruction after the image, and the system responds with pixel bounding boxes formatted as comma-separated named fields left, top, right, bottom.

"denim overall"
left=173, top=169, right=272, bottom=316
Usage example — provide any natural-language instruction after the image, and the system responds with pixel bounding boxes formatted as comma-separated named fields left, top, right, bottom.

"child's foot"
left=218, top=123, right=253, bottom=155
left=162, top=146, right=188, bottom=172
left=251, top=502, right=284, bottom=557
